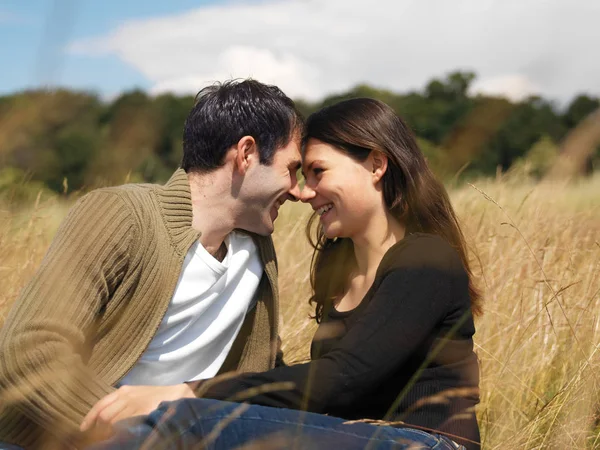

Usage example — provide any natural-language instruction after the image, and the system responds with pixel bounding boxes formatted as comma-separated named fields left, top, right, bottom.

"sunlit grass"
left=1, top=175, right=599, bottom=449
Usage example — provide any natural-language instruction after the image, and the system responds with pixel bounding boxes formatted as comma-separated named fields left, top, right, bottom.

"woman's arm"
left=197, top=237, right=467, bottom=412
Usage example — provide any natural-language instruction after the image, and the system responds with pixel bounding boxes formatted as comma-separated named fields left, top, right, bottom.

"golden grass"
left=1, top=175, right=599, bottom=449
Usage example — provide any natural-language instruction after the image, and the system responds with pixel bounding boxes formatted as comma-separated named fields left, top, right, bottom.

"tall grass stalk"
left=1, top=175, right=599, bottom=449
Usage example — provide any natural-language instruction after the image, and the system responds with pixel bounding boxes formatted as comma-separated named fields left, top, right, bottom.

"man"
left=0, top=79, right=303, bottom=449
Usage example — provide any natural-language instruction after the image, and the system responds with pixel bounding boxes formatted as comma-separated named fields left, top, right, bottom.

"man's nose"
left=287, top=180, right=301, bottom=202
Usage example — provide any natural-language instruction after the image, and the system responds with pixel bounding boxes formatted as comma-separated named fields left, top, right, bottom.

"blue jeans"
left=88, top=398, right=465, bottom=450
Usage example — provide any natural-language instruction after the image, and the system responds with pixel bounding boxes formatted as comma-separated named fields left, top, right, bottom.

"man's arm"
left=0, top=190, right=134, bottom=443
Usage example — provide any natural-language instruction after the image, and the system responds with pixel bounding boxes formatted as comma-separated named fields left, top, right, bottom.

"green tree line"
left=0, top=71, right=598, bottom=199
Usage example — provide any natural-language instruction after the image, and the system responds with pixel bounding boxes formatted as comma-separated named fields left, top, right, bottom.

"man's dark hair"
left=182, top=79, right=303, bottom=172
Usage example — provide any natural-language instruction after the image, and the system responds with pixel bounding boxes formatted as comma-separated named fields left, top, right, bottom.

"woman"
left=93, top=98, right=482, bottom=450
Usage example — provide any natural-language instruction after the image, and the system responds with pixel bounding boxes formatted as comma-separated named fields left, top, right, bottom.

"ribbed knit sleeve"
left=0, top=190, right=134, bottom=444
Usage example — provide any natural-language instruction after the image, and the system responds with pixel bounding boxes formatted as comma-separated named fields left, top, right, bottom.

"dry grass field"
left=1, top=174, right=599, bottom=449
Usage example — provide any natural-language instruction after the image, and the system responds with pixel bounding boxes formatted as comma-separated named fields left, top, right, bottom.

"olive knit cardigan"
left=0, top=169, right=280, bottom=448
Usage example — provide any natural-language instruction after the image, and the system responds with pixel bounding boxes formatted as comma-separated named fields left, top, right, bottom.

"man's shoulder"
left=65, top=182, right=162, bottom=236
left=83, top=182, right=159, bottom=210
left=93, top=181, right=157, bottom=198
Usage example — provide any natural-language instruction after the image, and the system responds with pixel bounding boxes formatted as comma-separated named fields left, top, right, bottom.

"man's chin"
left=266, top=216, right=276, bottom=234
left=254, top=216, right=276, bottom=236
left=237, top=211, right=276, bottom=236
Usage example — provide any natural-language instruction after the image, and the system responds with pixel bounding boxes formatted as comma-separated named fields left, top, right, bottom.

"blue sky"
left=1, top=0, right=599, bottom=103
left=0, top=0, right=216, bottom=96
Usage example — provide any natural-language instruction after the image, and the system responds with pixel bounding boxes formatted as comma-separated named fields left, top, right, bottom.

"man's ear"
left=371, top=150, right=388, bottom=183
left=234, top=136, right=258, bottom=175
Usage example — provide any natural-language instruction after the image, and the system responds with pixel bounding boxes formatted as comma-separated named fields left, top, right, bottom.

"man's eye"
left=313, top=168, right=324, bottom=175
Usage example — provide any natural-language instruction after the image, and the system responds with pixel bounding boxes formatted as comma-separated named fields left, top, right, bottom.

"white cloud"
left=470, top=74, right=541, bottom=102
left=69, top=0, right=600, bottom=102
left=149, top=45, right=318, bottom=98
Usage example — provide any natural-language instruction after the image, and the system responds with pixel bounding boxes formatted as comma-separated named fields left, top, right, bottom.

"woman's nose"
left=300, top=184, right=316, bottom=203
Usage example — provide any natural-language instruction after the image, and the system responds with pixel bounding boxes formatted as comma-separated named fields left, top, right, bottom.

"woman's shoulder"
left=379, top=232, right=465, bottom=275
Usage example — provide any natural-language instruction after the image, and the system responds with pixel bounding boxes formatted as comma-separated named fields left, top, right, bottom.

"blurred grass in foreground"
left=1, top=175, right=599, bottom=449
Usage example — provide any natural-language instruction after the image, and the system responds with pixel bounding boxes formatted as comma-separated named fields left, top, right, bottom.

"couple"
left=0, top=79, right=481, bottom=450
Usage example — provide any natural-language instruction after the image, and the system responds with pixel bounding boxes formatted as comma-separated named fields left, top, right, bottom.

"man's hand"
left=80, top=384, right=195, bottom=433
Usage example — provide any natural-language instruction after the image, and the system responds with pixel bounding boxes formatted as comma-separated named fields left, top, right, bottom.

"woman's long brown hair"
left=304, top=98, right=482, bottom=322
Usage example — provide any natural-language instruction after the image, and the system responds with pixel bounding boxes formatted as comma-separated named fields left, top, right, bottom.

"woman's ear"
left=234, top=136, right=257, bottom=175
left=371, top=151, right=388, bottom=183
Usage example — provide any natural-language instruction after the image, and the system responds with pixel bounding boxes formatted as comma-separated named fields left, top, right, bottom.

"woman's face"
left=301, top=138, right=383, bottom=239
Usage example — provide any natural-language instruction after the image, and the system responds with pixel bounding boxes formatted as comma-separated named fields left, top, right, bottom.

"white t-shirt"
left=120, top=231, right=263, bottom=386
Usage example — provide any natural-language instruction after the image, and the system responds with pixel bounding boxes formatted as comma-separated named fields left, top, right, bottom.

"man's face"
left=237, top=137, right=302, bottom=235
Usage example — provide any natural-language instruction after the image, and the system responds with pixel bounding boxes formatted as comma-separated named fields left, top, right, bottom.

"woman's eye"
left=313, top=168, right=324, bottom=176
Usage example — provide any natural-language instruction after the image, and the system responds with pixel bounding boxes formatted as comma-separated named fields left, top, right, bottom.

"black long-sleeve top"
left=200, top=233, right=481, bottom=449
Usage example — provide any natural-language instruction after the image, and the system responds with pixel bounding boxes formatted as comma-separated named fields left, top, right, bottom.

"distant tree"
left=425, top=71, right=475, bottom=103
left=442, top=96, right=514, bottom=177
left=563, top=95, right=600, bottom=173
left=87, top=90, right=161, bottom=186
left=49, top=127, right=100, bottom=191
left=510, top=134, right=559, bottom=179
left=1, top=71, right=597, bottom=195
left=152, top=94, right=195, bottom=176
left=563, top=95, right=600, bottom=128
left=293, top=99, right=319, bottom=119
left=319, top=84, right=400, bottom=109
left=402, top=71, right=476, bottom=144
left=0, top=90, right=103, bottom=192
left=474, top=96, right=565, bottom=174
left=99, top=89, right=149, bottom=125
